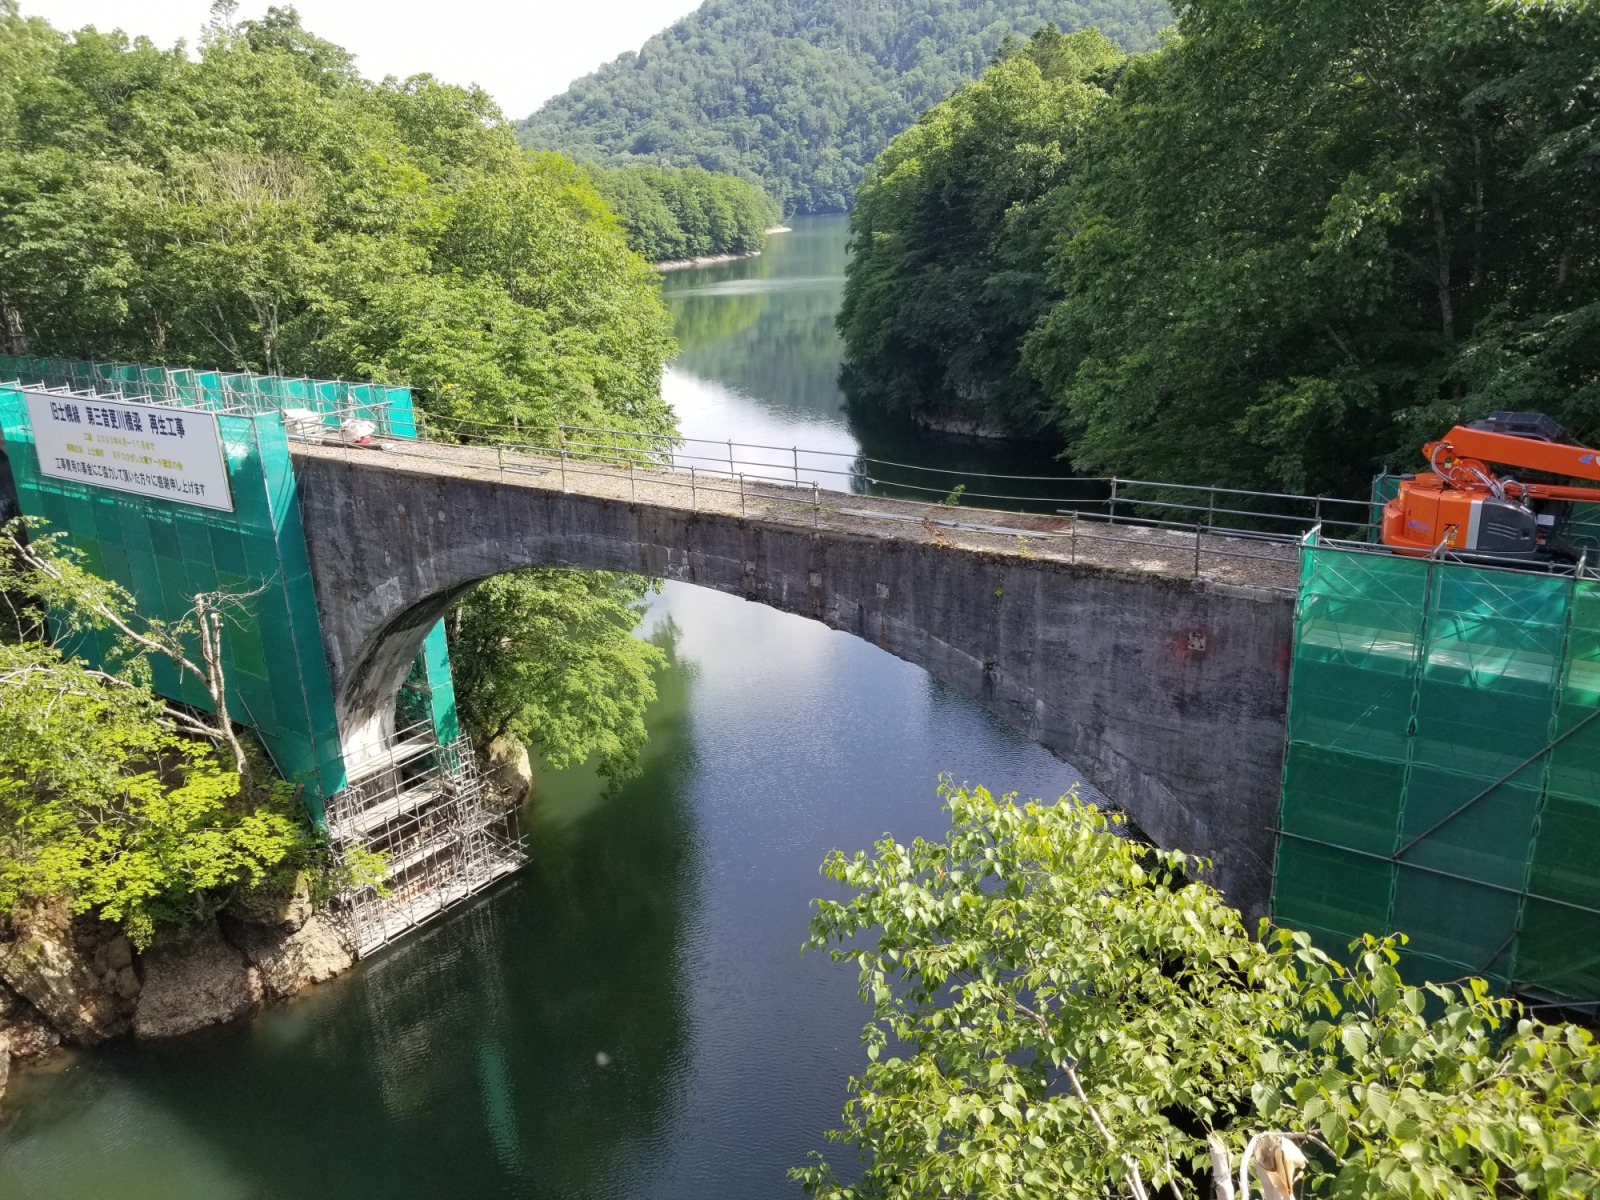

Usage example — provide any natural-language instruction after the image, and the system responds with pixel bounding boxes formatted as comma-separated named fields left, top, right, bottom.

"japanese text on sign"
left=23, top=391, right=234, bottom=512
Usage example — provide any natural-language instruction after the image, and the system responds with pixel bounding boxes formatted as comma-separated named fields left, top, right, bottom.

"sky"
left=19, top=0, right=701, bottom=119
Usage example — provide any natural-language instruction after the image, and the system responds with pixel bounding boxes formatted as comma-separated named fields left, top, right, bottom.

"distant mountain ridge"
left=517, top=0, right=1171, bottom=213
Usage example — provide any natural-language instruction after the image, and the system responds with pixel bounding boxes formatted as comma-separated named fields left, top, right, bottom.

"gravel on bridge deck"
left=292, top=438, right=1304, bottom=592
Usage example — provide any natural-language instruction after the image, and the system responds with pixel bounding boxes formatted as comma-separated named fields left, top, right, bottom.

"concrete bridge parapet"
left=290, top=444, right=1295, bottom=917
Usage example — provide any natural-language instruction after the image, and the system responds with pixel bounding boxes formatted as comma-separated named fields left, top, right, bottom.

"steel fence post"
left=740, top=473, right=746, bottom=518
left=690, top=465, right=697, bottom=511
left=813, top=481, right=820, bottom=527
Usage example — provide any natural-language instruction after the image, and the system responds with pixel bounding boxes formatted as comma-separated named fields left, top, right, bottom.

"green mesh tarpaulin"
left=0, top=355, right=457, bottom=820
left=0, top=387, right=346, bottom=815
left=1274, top=537, right=1600, bottom=1002
left=0, top=354, right=417, bottom=438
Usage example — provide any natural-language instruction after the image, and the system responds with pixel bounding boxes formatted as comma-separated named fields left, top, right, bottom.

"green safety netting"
left=398, top=621, right=461, bottom=744
left=0, top=355, right=457, bottom=820
left=0, top=354, right=418, bottom=438
left=1273, top=536, right=1600, bottom=1002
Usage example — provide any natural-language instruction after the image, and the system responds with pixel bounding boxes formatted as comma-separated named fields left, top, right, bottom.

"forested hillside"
left=517, top=0, right=1171, bottom=214
left=838, top=26, right=1118, bottom=437
left=841, top=0, right=1600, bottom=498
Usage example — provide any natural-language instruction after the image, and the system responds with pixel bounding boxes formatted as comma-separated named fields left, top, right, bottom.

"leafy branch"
left=2, top=518, right=262, bottom=789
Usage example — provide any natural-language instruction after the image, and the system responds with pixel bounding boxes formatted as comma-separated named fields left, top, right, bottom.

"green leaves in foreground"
left=796, top=782, right=1600, bottom=1199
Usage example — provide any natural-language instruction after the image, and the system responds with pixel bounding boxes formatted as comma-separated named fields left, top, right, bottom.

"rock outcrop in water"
left=484, top=735, right=534, bottom=806
left=0, top=887, right=358, bottom=1101
left=133, top=922, right=264, bottom=1040
left=223, top=912, right=354, bottom=1002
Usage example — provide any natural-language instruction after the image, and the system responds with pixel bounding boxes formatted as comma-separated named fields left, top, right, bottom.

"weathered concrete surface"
left=292, top=449, right=1295, bottom=917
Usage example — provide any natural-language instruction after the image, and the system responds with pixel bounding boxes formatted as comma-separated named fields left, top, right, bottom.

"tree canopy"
left=0, top=1, right=675, bottom=438
left=0, top=525, right=314, bottom=947
left=0, top=4, right=678, bottom=778
left=839, top=26, right=1122, bottom=437
left=798, top=782, right=1600, bottom=1199
left=518, top=0, right=1172, bottom=214
left=841, top=0, right=1600, bottom=496
left=589, top=164, right=781, bottom=262
left=449, top=570, right=665, bottom=779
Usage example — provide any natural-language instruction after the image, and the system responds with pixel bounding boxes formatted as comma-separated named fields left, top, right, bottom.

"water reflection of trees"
left=664, top=221, right=849, bottom=420
left=668, top=289, right=769, bottom=353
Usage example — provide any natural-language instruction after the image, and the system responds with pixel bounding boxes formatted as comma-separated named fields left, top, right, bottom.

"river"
left=0, top=215, right=1088, bottom=1199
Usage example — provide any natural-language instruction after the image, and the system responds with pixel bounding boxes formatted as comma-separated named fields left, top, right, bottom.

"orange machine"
left=1381, top=412, right=1600, bottom=560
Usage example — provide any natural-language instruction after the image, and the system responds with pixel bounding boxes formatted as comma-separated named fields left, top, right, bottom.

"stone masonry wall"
left=292, top=453, right=1296, bottom=918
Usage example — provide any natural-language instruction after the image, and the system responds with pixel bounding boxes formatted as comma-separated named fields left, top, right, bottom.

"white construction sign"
left=23, top=390, right=234, bottom=513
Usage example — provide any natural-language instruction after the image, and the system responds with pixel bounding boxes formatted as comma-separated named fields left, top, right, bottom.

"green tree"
left=589, top=164, right=782, bottom=262
left=448, top=571, right=665, bottom=778
left=1023, top=0, right=1600, bottom=495
left=798, top=782, right=1600, bottom=1199
left=839, top=27, right=1122, bottom=437
left=838, top=0, right=1600, bottom=495
left=518, top=0, right=1172, bottom=214
left=0, top=524, right=312, bottom=947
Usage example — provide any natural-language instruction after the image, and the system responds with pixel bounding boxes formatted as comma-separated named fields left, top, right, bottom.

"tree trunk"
left=1432, top=191, right=1454, bottom=342
left=1471, top=132, right=1485, bottom=291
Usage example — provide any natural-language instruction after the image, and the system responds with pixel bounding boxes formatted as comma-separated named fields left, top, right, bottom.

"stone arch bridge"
left=291, top=440, right=1300, bottom=917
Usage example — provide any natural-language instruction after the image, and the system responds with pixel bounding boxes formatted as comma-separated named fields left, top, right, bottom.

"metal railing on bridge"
left=313, top=416, right=1377, bottom=589
left=0, top=359, right=1376, bottom=587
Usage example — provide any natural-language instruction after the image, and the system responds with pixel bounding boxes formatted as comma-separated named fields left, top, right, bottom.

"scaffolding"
left=1272, top=532, right=1600, bottom=1004
left=327, top=731, right=523, bottom=958
left=0, top=353, right=522, bottom=958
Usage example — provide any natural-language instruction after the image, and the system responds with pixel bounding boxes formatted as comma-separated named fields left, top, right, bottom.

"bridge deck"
left=292, top=438, right=1302, bottom=591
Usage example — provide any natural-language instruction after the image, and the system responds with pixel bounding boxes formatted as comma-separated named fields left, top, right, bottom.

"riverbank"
left=655, top=250, right=760, bottom=272
left=653, top=226, right=791, bottom=272
left=0, top=886, right=355, bottom=1106
left=911, top=411, right=1029, bottom=441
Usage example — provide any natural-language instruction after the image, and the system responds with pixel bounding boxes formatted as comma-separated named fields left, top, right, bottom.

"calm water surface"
left=0, top=215, right=1087, bottom=1199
